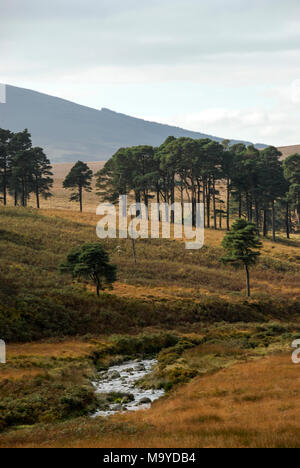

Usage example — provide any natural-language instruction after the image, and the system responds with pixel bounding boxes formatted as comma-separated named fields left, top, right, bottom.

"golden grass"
left=2, top=353, right=300, bottom=448
left=0, top=369, right=44, bottom=381
left=6, top=340, right=95, bottom=358
left=36, top=206, right=300, bottom=303
left=1, top=169, right=299, bottom=448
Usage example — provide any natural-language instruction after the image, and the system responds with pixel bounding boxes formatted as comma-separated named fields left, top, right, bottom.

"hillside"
left=0, top=85, right=266, bottom=163
left=0, top=205, right=299, bottom=343
left=0, top=206, right=300, bottom=447
left=278, top=145, right=300, bottom=159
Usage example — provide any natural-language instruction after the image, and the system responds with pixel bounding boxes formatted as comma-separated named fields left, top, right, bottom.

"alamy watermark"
left=96, top=196, right=204, bottom=250
left=292, top=340, right=300, bottom=364
left=0, top=340, right=6, bottom=364
left=0, top=84, right=6, bottom=104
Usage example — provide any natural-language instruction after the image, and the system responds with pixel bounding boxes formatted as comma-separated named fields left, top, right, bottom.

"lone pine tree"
left=220, top=219, right=262, bottom=297
left=59, top=243, right=117, bottom=296
left=63, top=161, right=92, bottom=212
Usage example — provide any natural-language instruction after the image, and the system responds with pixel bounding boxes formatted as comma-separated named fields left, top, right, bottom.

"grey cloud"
left=1, top=0, right=300, bottom=73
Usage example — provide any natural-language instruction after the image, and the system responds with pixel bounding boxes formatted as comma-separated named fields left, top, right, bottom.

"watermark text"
left=96, top=196, right=204, bottom=250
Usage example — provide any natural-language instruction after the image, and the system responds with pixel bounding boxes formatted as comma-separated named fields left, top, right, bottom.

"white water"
left=92, top=359, right=164, bottom=417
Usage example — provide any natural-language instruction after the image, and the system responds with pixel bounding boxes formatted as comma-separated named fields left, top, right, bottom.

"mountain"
left=0, top=84, right=267, bottom=163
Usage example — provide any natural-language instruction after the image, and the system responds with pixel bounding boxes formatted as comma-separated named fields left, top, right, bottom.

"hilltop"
left=0, top=85, right=266, bottom=163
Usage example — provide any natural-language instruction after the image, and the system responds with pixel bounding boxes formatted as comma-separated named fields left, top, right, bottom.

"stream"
left=92, top=359, right=165, bottom=417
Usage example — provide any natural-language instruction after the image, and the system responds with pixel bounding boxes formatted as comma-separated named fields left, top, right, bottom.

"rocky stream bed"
left=92, top=359, right=164, bottom=417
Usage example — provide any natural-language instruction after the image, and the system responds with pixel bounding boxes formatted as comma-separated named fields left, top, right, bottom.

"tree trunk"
left=246, top=193, right=250, bottom=221
left=180, top=188, right=184, bottom=225
left=263, top=209, right=268, bottom=237
left=35, top=178, right=40, bottom=209
left=192, top=185, right=197, bottom=227
left=226, top=177, right=230, bottom=230
left=249, top=196, right=253, bottom=222
left=238, top=194, right=242, bottom=219
left=255, top=200, right=260, bottom=236
left=156, top=189, right=161, bottom=222
left=22, top=178, right=26, bottom=207
left=271, top=200, right=276, bottom=242
left=135, top=192, right=141, bottom=218
left=286, top=202, right=290, bottom=239
left=79, top=185, right=83, bottom=213
left=213, top=178, right=217, bottom=230
left=206, top=181, right=210, bottom=228
left=245, top=264, right=250, bottom=298
left=171, top=173, right=175, bottom=224
left=96, top=277, right=101, bottom=297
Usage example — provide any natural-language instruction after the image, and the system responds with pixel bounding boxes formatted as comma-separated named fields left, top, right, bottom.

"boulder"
left=136, top=364, right=146, bottom=371
left=108, top=370, right=121, bottom=380
left=138, top=397, right=152, bottom=405
left=111, top=404, right=122, bottom=411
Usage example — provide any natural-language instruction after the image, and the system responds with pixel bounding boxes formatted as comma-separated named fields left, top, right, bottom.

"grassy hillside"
left=0, top=205, right=300, bottom=447
left=278, top=145, right=300, bottom=160
left=0, top=206, right=300, bottom=342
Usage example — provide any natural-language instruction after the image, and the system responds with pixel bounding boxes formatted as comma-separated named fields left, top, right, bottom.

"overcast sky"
left=1, top=0, right=300, bottom=146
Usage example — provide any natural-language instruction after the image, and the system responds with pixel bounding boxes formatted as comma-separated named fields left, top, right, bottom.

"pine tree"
left=59, top=243, right=117, bottom=296
left=220, top=219, right=262, bottom=297
left=63, top=161, right=93, bottom=212
left=30, top=147, right=53, bottom=208
left=0, top=129, right=12, bottom=205
left=9, top=130, right=33, bottom=206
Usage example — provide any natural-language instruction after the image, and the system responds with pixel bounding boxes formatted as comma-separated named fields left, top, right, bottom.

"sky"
left=1, top=0, right=300, bottom=146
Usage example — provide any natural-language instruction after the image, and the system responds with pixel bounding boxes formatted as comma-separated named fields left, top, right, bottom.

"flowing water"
left=92, top=359, right=164, bottom=417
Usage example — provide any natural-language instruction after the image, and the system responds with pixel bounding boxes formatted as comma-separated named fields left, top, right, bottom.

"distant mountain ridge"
left=0, top=84, right=267, bottom=163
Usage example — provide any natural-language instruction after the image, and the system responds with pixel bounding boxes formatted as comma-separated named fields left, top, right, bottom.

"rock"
left=111, top=404, right=122, bottom=411
left=108, top=370, right=120, bottom=380
left=138, top=397, right=152, bottom=405
left=136, top=364, right=146, bottom=371
left=121, top=394, right=135, bottom=404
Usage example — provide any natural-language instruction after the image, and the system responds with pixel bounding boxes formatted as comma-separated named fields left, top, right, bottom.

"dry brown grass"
left=39, top=206, right=300, bottom=302
left=29, top=161, right=105, bottom=212
left=0, top=368, right=44, bottom=381
left=278, top=145, right=300, bottom=160
left=2, top=353, right=300, bottom=448
left=6, top=340, right=95, bottom=359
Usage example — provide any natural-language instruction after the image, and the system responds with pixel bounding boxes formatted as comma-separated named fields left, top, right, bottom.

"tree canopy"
left=59, top=242, right=117, bottom=296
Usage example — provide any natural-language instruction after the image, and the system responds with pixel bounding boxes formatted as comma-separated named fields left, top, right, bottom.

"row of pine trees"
left=0, top=127, right=94, bottom=212
left=96, top=137, right=300, bottom=240
left=1, top=128, right=300, bottom=241
left=0, top=129, right=53, bottom=208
